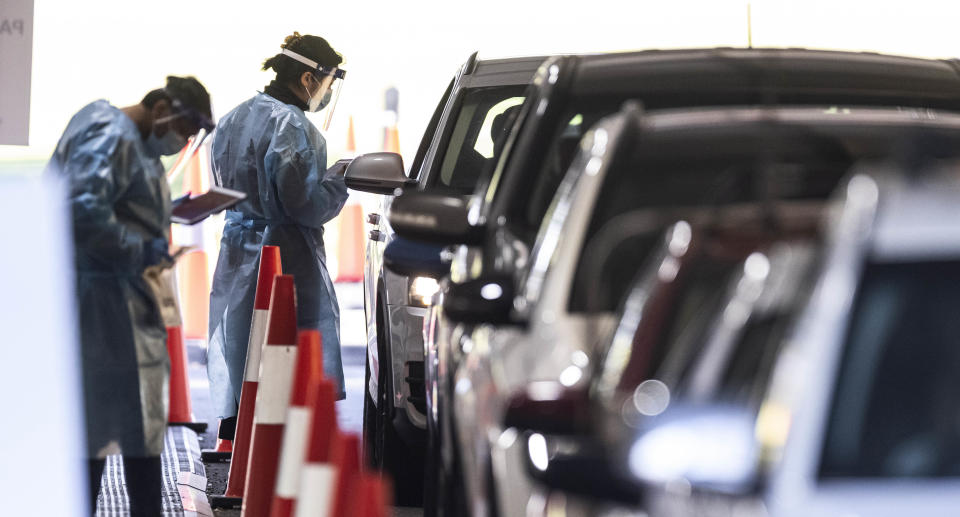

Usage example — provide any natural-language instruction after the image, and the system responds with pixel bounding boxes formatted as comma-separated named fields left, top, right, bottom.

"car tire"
left=362, top=297, right=424, bottom=507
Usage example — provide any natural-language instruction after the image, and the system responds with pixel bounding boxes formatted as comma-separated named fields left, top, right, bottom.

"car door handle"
left=369, top=229, right=386, bottom=242
left=367, top=213, right=381, bottom=225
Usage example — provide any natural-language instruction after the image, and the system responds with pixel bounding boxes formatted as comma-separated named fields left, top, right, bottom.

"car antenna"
left=747, top=2, right=753, bottom=49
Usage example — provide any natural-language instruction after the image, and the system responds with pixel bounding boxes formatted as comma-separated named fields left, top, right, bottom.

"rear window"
left=820, top=260, right=960, bottom=478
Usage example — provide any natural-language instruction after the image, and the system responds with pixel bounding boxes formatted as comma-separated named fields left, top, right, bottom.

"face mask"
left=305, top=77, right=332, bottom=113
left=144, top=120, right=187, bottom=157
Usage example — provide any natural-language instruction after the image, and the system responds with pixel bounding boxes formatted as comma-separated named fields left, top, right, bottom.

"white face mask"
left=304, top=76, right=332, bottom=113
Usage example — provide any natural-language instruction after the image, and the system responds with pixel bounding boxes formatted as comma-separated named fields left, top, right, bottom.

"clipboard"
left=171, top=186, right=247, bottom=225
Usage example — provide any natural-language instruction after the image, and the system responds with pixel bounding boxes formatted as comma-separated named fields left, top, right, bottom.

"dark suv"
left=344, top=52, right=544, bottom=505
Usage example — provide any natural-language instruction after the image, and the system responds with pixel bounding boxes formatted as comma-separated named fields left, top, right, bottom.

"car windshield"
left=568, top=113, right=960, bottom=312
left=430, top=86, right=525, bottom=193
left=820, top=259, right=960, bottom=479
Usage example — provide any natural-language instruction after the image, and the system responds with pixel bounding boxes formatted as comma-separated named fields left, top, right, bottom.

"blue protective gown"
left=208, top=92, right=349, bottom=416
left=46, top=100, right=171, bottom=458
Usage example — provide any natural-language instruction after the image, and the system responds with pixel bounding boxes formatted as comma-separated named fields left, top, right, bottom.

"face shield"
left=282, top=48, right=346, bottom=130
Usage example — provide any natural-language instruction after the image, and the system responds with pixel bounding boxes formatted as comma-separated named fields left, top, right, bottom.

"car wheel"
left=362, top=298, right=424, bottom=507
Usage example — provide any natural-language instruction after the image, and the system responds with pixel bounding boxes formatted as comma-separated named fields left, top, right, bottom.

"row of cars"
left=342, top=47, right=960, bottom=516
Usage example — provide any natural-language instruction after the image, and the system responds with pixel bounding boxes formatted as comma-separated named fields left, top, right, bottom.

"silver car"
left=357, top=52, right=543, bottom=504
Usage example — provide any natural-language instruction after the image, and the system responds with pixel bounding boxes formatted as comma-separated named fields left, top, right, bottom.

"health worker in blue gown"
left=207, top=32, right=350, bottom=441
left=46, top=76, right=213, bottom=517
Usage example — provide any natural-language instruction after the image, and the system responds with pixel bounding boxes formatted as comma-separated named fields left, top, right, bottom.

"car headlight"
left=409, top=276, right=441, bottom=307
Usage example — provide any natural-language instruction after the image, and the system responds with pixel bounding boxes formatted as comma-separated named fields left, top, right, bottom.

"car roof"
left=871, top=174, right=960, bottom=260
left=463, top=55, right=548, bottom=88
left=570, top=48, right=960, bottom=110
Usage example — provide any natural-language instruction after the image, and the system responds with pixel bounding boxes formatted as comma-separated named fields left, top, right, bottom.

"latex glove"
left=326, top=158, right=352, bottom=178
left=143, top=237, right=173, bottom=268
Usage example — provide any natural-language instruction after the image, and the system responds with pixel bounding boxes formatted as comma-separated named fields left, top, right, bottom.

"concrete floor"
left=190, top=282, right=422, bottom=517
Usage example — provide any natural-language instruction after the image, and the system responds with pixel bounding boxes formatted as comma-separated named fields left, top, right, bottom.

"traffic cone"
left=176, top=145, right=211, bottom=340
left=334, top=203, right=364, bottom=283
left=293, top=379, right=338, bottom=517
left=384, top=125, right=401, bottom=155
left=201, top=421, right=234, bottom=462
left=269, top=330, right=324, bottom=517
left=345, top=116, right=357, bottom=158
left=167, top=324, right=207, bottom=433
left=240, top=274, right=299, bottom=517
left=355, top=474, right=392, bottom=517
left=211, top=246, right=283, bottom=509
left=329, top=433, right=363, bottom=517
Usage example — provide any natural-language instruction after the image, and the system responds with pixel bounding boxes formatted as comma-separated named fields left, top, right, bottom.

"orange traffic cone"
left=355, top=475, right=392, bottom=517
left=211, top=246, right=283, bottom=509
left=269, top=330, right=324, bottom=517
left=201, top=422, right=234, bottom=462
left=345, top=116, right=357, bottom=158
left=329, top=433, right=363, bottom=517
left=293, top=379, right=338, bottom=517
left=177, top=146, right=211, bottom=340
left=334, top=203, right=365, bottom=283
left=384, top=125, right=401, bottom=155
left=167, top=325, right=206, bottom=433
left=241, top=275, right=299, bottom=517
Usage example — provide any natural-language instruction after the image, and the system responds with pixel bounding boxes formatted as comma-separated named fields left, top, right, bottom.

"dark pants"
left=88, top=456, right=162, bottom=517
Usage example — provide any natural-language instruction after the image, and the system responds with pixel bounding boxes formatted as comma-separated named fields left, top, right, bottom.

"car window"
left=567, top=132, right=848, bottom=313
left=598, top=243, right=747, bottom=399
left=511, top=100, right=622, bottom=243
left=820, top=260, right=960, bottom=478
left=409, top=78, right=454, bottom=181
left=649, top=253, right=746, bottom=390
left=564, top=118, right=960, bottom=313
left=431, top=87, right=525, bottom=194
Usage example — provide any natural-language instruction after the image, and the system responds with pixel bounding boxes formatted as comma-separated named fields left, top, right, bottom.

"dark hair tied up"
left=262, top=31, right=342, bottom=84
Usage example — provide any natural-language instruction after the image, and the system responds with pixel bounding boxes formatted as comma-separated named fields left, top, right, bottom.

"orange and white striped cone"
left=211, top=246, right=283, bottom=509
left=293, top=379, right=339, bottom=517
left=269, top=330, right=324, bottom=517
left=241, top=274, right=299, bottom=517
left=329, top=433, right=363, bottom=517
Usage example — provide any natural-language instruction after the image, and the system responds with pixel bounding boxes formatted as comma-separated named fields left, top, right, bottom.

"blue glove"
left=143, top=237, right=172, bottom=268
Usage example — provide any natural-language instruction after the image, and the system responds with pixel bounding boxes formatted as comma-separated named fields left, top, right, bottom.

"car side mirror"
left=627, top=404, right=759, bottom=495
left=442, top=274, right=515, bottom=324
left=522, top=433, right=642, bottom=505
left=383, top=237, right=450, bottom=278
left=388, top=191, right=484, bottom=245
left=344, top=152, right=417, bottom=195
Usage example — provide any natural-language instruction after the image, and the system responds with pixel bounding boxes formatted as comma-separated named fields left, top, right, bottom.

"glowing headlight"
left=409, top=276, right=440, bottom=307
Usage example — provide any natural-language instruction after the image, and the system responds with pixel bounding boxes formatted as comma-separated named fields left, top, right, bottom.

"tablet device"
left=171, top=186, right=247, bottom=225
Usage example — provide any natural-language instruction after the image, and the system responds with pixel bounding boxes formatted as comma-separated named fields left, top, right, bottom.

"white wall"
left=0, top=174, right=86, bottom=515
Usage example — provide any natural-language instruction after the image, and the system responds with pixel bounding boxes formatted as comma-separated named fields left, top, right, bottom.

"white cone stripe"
left=274, top=406, right=311, bottom=498
left=254, top=345, right=297, bottom=424
left=243, top=310, right=269, bottom=382
left=294, top=463, right=335, bottom=517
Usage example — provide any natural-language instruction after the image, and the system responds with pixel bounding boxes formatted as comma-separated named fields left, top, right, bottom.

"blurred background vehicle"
left=390, top=48, right=960, bottom=516
left=517, top=167, right=960, bottom=517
